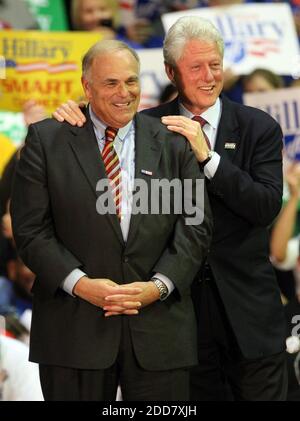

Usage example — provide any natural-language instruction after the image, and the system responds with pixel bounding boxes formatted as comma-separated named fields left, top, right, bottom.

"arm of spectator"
left=270, top=163, right=300, bottom=264
left=22, top=100, right=47, bottom=126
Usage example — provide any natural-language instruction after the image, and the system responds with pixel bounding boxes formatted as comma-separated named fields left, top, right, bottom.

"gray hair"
left=82, top=39, right=140, bottom=80
left=163, top=16, right=224, bottom=66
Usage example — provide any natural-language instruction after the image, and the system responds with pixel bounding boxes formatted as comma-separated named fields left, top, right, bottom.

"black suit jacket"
left=11, top=111, right=213, bottom=370
left=144, top=95, right=286, bottom=359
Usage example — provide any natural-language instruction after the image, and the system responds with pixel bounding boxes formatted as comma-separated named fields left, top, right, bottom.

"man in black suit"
left=156, top=16, right=287, bottom=401
left=53, top=16, right=288, bottom=401
left=11, top=39, right=212, bottom=401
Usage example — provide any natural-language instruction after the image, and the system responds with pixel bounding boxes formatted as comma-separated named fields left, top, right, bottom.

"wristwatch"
left=200, top=150, right=214, bottom=169
left=151, top=277, right=169, bottom=301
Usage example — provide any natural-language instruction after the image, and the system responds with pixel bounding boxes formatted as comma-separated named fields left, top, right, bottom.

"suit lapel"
left=214, top=95, right=240, bottom=161
left=68, top=109, right=124, bottom=245
left=126, top=113, right=163, bottom=247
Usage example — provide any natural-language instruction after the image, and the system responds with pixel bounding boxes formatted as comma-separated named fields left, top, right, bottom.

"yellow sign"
left=0, top=31, right=102, bottom=113
left=0, top=133, right=16, bottom=177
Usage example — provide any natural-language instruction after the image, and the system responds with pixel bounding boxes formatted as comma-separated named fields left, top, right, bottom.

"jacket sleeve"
left=11, top=124, right=82, bottom=297
left=153, top=141, right=213, bottom=297
left=208, top=121, right=283, bottom=226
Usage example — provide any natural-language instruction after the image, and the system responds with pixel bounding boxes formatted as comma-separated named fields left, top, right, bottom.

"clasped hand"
left=73, top=277, right=160, bottom=317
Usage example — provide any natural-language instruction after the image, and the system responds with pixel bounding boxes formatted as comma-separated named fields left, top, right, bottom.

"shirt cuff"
left=61, top=268, right=87, bottom=297
left=204, top=152, right=220, bottom=179
left=153, top=272, right=175, bottom=297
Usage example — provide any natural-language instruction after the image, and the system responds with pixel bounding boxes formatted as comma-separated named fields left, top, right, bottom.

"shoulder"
left=136, top=112, right=188, bottom=151
left=26, top=118, right=74, bottom=147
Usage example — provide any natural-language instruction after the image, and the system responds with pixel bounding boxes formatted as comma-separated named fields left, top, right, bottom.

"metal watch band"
left=151, top=277, right=168, bottom=301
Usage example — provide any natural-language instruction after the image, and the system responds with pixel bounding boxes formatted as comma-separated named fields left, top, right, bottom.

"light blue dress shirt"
left=62, top=106, right=174, bottom=297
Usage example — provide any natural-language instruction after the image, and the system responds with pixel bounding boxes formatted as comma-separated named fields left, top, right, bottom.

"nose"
left=117, top=82, right=129, bottom=97
left=200, top=64, right=214, bottom=83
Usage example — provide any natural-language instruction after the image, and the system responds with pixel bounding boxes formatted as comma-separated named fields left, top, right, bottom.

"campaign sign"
left=137, top=48, right=169, bottom=110
left=0, top=30, right=101, bottom=113
left=162, top=3, right=300, bottom=75
left=244, top=87, right=300, bottom=161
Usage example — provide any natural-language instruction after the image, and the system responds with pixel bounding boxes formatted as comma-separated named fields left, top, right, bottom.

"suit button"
left=123, top=256, right=129, bottom=263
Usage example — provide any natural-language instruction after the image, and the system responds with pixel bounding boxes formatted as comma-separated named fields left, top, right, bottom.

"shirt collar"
left=179, top=97, right=221, bottom=130
left=89, top=105, right=133, bottom=141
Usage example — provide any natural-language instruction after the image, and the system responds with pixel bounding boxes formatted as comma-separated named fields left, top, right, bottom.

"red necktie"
left=192, top=116, right=211, bottom=150
left=102, top=127, right=122, bottom=219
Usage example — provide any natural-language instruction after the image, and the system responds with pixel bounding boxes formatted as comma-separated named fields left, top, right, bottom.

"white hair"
left=163, top=16, right=224, bottom=66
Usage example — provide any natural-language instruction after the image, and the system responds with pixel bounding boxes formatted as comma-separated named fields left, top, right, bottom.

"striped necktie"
left=192, top=116, right=211, bottom=150
left=102, top=127, right=122, bottom=219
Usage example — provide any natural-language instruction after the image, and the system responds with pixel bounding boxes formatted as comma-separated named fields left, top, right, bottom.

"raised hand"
left=161, top=115, right=209, bottom=162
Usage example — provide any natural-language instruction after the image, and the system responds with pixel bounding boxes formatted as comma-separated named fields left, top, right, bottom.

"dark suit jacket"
left=11, top=111, right=213, bottom=370
left=144, top=95, right=286, bottom=359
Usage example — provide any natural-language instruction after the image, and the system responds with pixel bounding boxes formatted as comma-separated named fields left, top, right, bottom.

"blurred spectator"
left=163, top=0, right=204, bottom=11
left=243, top=68, right=284, bottom=93
left=22, top=100, right=47, bottom=127
left=71, top=0, right=119, bottom=39
left=0, top=335, right=43, bottom=401
left=1, top=199, right=34, bottom=317
left=0, top=100, right=46, bottom=218
left=207, top=0, right=245, bottom=5
left=0, top=20, right=11, bottom=29
left=2, top=313, right=29, bottom=345
left=0, top=100, right=45, bottom=317
left=270, top=163, right=300, bottom=401
left=118, top=0, right=165, bottom=47
left=271, top=163, right=300, bottom=274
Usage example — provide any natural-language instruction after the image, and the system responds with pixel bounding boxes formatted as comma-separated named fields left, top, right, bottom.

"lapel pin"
left=224, top=142, right=236, bottom=150
left=141, top=169, right=153, bottom=176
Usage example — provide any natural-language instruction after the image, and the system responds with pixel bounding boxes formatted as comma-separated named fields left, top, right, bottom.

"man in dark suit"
left=11, top=39, right=213, bottom=401
left=53, top=16, right=288, bottom=400
left=155, top=16, right=287, bottom=400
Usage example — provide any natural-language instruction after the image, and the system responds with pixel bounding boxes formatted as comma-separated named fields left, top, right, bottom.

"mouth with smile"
left=113, top=101, right=133, bottom=109
left=199, top=86, right=215, bottom=94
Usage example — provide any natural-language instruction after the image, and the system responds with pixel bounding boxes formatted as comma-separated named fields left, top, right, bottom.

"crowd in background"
left=1, top=0, right=300, bottom=401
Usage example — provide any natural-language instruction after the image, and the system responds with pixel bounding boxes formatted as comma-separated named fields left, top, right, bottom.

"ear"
left=165, top=63, right=176, bottom=85
left=81, top=76, right=91, bottom=101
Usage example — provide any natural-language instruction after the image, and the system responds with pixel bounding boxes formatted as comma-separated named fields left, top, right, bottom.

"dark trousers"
left=190, top=270, right=288, bottom=401
left=39, top=317, right=189, bottom=401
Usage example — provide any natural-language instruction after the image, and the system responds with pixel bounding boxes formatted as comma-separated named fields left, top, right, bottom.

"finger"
left=61, top=103, right=83, bottom=125
left=52, top=111, right=65, bottom=122
left=53, top=108, right=77, bottom=125
left=104, top=301, right=142, bottom=311
left=165, top=125, right=186, bottom=135
left=122, top=309, right=139, bottom=315
left=66, top=100, right=86, bottom=123
left=104, top=309, right=139, bottom=317
left=107, top=287, right=143, bottom=295
left=103, top=305, right=127, bottom=312
left=104, top=312, right=120, bottom=317
left=105, top=294, right=142, bottom=303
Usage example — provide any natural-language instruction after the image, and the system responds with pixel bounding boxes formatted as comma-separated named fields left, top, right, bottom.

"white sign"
left=162, top=3, right=300, bottom=75
left=138, top=48, right=169, bottom=110
left=243, top=87, right=300, bottom=161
